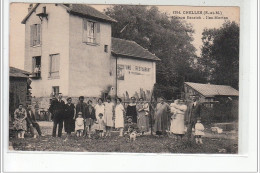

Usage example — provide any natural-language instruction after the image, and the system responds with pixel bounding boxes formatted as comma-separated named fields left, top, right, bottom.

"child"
left=115, top=98, right=125, bottom=137
left=96, top=113, right=106, bottom=138
left=75, top=112, right=84, bottom=137
left=124, top=117, right=139, bottom=135
left=194, top=117, right=205, bottom=144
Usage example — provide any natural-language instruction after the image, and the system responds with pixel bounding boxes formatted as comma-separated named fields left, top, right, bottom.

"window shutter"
left=56, top=54, right=60, bottom=74
left=32, top=57, right=36, bottom=72
left=49, top=55, right=52, bottom=77
left=82, top=19, right=88, bottom=42
left=30, top=25, right=34, bottom=46
left=37, top=24, right=41, bottom=45
left=95, top=23, right=100, bottom=44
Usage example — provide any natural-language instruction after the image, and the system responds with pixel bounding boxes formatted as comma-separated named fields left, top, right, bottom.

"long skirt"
left=137, top=113, right=149, bottom=132
left=170, top=113, right=185, bottom=135
left=64, top=118, right=75, bottom=133
left=13, top=119, right=27, bottom=131
left=105, top=112, right=114, bottom=127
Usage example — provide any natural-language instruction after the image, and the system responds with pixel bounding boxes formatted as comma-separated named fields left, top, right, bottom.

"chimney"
left=28, top=4, right=33, bottom=13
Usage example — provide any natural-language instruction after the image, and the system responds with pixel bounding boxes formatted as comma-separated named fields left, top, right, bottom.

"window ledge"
left=48, top=76, right=60, bottom=80
left=31, top=44, right=41, bottom=48
left=83, top=42, right=100, bottom=46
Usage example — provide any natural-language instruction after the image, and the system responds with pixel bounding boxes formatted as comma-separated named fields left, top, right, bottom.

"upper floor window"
left=32, top=56, right=41, bottom=78
left=49, top=54, right=60, bottom=78
left=82, top=19, right=100, bottom=44
left=30, top=24, right=41, bottom=46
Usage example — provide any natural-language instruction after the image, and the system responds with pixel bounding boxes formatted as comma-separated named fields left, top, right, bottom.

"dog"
left=211, top=127, right=223, bottom=134
left=129, top=130, right=137, bottom=141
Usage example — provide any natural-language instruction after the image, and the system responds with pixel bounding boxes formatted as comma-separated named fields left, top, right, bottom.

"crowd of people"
left=12, top=93, right=205, bottom=144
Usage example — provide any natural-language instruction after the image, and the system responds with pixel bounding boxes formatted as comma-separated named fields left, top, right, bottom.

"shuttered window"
left=82, top=19, right=100, bottom=44
left=49, top=54, right=60, bottom=78
left=30, top=24, right=41, bottom=46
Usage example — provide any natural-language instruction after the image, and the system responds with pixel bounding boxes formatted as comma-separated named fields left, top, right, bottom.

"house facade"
left=22, top=3, right=159, bottom=109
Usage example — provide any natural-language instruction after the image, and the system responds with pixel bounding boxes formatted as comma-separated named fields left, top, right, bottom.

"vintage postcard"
left=8, top=3, right=239, bottom=154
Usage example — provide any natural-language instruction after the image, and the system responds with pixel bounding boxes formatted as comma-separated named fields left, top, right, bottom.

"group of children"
left=75, top=112, right=106, bottom=138
left=74, top=97, right=126, bottom=139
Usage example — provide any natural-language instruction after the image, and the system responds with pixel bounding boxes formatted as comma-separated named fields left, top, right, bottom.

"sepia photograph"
left=8, top=3, right=240, bottom=154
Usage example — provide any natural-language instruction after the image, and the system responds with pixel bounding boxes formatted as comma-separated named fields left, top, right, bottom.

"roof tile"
left=111, top=37, right=160, bottom=61
left=185, top=82, right=239, bottom=97
left=9, top=67, right=30, bottom=78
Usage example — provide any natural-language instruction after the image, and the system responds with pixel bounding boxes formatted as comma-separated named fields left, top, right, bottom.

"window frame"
left=82, top=19, right=100, bottom=45
left=30, top=24, right=41, bottom=47
left=49, top=53, right=60, bottom=79
left=52, top=86, right=60, bottom=97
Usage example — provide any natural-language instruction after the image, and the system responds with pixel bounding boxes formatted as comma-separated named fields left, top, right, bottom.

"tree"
left=198, top=21, right=239, bottom=89
left=104, top=5, right=203, bottom=98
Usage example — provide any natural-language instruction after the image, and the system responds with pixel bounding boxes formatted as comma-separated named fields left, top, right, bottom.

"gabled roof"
left=9, top=67, right=31, bottom=78
left=65, top=4, right=117, bottom=23
left=184, top=82, right=239, bottom=97
left=111, top=37, right=160, bottom=61
left=22, top=3, right=116, bottom=24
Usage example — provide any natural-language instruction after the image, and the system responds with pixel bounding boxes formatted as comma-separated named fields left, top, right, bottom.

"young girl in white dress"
left=75, top=112, right=84, bottom=137
left=95, top=113, right=106, bottom=137
left=194, top=118, right=205, bottom=144
left=115, top=98, right=125, bottom=137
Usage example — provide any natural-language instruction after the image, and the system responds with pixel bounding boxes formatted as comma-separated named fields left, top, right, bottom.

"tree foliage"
left=198, top=21, right=239, bottom=89
left=104, top=5, right=205, bottom=99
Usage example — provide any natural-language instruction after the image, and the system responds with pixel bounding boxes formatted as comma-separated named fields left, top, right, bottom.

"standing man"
left=49, top=93, right=65, bottom=137
left=26, top=104, right=44, bottom=138
left=76, top=96, right=88, bottom=119
left=186, top=95, right=201, bottom=141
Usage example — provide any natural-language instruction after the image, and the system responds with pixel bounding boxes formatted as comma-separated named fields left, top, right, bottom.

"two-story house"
left=22, top=3, right=160, bottom=109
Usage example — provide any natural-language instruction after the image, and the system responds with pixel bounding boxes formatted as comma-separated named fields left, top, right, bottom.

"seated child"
left=194, top=117, right=205, bottom=144
left=124, top=117, right=139, bottom=135
left=75, top=112, right=84, bottom=137
left=95, top=113, right=106, bottom=137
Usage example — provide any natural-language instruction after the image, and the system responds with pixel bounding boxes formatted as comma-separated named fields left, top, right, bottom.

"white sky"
left=9, top=3, right=239, bottom=69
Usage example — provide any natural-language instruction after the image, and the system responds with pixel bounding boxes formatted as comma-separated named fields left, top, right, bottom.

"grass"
left=9, top=121, right=238, bottom=154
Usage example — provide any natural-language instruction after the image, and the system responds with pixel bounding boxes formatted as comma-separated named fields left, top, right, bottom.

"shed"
left=9, top=67, right=31, bottom=118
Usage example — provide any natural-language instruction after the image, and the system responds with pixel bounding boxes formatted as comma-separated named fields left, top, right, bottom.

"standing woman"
left=93, top=98, right=105, bottom=132
left=154, top=97, right=170, bottom=136
left=137, top=98, right=149, bottom=135
left=170, top=99, right=179, bottom=137
left=171, top=99, right=187, bottom=141
left=104, top=97, right=114, bottom=137
left=64, top=97, right=75, bottom=140
left=115, top=98, right=125, bottom=137
left=126, top=97, right=138, bottom=124
left=95, top=98, right=105, bottom=120
left=13, top=104, right=27, bottom=138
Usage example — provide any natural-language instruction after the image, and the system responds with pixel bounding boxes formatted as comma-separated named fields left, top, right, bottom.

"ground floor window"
left=52, top=86, right=59, bottom=97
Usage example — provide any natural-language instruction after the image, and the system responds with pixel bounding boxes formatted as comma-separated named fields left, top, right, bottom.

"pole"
left=150, top=85, right=155, bottom=135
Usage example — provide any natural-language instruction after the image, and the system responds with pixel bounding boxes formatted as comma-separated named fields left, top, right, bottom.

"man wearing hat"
left=76, top=96, right=88, bottom=119
left=49, top=93, right=65, bottom=137
left=185, top=95, right=201, bottom=140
